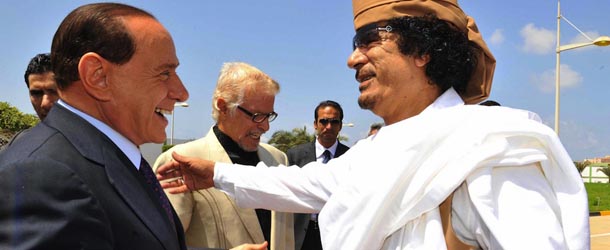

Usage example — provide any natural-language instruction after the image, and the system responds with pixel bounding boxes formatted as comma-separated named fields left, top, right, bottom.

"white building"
left=582, top=165, right=610, bottom=183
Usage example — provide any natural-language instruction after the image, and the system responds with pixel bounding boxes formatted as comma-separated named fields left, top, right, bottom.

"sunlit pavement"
left=590, top=215, right=610, bottom=249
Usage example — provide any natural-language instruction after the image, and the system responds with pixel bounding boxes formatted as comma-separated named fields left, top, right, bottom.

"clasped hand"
left=156, top=152, right=216, bottom=193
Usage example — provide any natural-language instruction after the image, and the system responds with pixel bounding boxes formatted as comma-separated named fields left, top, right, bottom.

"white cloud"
left=489, top=29, right=504, bottom=45
left=521, top=23, right=555, bottom=54
left=530, top=64, right=583, bottom=93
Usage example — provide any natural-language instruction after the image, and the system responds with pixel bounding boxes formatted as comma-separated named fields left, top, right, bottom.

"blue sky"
left=1, top=1, right=609, bottom=161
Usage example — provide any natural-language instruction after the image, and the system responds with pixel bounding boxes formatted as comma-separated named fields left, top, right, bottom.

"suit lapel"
left=104, top=148, right=179, bottom=250
left=207, top=130, right=265, bottom=243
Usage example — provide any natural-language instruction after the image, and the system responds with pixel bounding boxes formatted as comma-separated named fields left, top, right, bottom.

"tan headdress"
left=352, top=0, right=495, bottom=104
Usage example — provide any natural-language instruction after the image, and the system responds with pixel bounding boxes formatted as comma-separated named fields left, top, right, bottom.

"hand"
left=156, top=151, right=216, bottom=194
left=230, top=241, right=268, bottom=250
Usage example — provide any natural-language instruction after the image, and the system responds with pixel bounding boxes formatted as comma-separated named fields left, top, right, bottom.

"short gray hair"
left=212, top=62, right=280, bottom=121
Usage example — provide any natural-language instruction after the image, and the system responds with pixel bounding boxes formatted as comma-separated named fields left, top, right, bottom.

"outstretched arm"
left=156, top=151, right=216, bottom=193
left=157, top=151, right=347, bottom=213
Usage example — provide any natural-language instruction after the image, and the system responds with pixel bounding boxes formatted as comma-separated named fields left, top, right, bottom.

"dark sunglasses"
left=318, top=118, right=342, bottom=126
left=237, top=105, right=278, bottom=123
left=352, top=24, right=394, bottom=50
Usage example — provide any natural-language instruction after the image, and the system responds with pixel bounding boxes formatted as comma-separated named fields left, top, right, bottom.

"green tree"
left=574, top=160, right=590, bottom=174
left=268, top=126, right=350, bottom=153
left=597, top=164, right=610, bottom=183
left=0, top=101, right=39, bottom=131
left=268, top=127, right=314, bottom=153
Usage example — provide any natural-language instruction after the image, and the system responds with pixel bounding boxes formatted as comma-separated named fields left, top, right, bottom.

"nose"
left=170, top=74, right=189, bottom=102
left=347, top=48, right=367, bottom=70
left=41, top=93, right=58, bottom=111
left=257, top=118, right=270, bottom=132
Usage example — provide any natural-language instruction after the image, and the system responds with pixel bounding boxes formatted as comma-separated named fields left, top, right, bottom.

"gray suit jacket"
left=0, top=104, right=186, bottom=250
left=286, top=141, right=349, bottom=250
left=154, top=128, right=294, bottom=250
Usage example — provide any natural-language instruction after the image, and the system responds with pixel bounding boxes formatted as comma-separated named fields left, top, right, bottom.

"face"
left=28, top=72, right=58, bottom=120
left=314, top=106, right=342, bottom=148
left=102, top=17, right=188, bottom=145
left=219, top=87, right=275, bottom=152
left=347, top=26, right=437, bottom=124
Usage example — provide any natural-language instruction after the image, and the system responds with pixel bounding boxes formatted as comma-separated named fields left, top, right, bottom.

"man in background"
left=286, top=100, right=349, bottom=250
left=25, top=53, right=58, bottom=121
left=154, top=62, right=294, bottom=250
left=1, top=53, right=58, bottom=150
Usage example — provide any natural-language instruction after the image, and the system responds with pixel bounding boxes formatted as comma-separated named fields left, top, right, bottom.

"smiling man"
left=153, top=62, right=294, bottom=250
left=156, top=0, right=589, bottom=249
left=0, top=3, right=263, bottom=250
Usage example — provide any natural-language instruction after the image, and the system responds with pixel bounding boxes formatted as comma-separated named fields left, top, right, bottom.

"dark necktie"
left=139, top=157, right=176, bottom=227
left=322, top=150, right=332, bottom=164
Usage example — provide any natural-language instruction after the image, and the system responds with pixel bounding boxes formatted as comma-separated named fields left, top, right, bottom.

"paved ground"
left=591, top=215, right=610, bottom=249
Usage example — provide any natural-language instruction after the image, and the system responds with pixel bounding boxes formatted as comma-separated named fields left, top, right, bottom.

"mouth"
left=247, top=130, right=263, bottom=140
left=357, top=75, right=374, bottom=93
left=155, top=107, right=172, bottom=117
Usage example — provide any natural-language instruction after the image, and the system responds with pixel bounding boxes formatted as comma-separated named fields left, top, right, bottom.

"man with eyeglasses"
left=157, top=0, right=589, bottom=249
left=153, top=62, right=293, bottom=250
left=286, top=100, right=349, bottom=250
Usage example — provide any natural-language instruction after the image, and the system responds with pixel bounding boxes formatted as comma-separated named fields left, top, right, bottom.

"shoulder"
left=259, top=142, right=285, bottom=155
left=287, top=142, right=313, bottom=154
left=154, top=137, right=209, bottom=168
left=259, top=143, right=288, bottom=163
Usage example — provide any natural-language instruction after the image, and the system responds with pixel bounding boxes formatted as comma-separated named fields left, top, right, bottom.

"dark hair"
left=479, top=100, right=501, bottom=106
left=51, top=3, right=155, bottom=89
left=370, top=122, right=383, bottom=130
left=386, top=15, right=477, bottom=95
left=24, top=53, right=52, bottom=87
left=314, top=100, right=344, bottom=121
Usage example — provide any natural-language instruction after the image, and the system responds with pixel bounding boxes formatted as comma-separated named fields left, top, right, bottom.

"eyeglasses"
left=318, top=118, right=342, bottom=126
left=237, top=105, right=278, bottom=123
left=352, top=25, right=393, bottom=50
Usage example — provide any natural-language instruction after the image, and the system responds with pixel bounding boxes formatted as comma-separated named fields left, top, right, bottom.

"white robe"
left=214, top=89, right=590, bottom=249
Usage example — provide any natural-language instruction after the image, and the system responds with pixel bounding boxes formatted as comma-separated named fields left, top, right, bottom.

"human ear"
left=78, top=52, right=111, bottom=101
left=216, top=98, right=228, bottom=113
left=414, top=54, right=431, bottom=68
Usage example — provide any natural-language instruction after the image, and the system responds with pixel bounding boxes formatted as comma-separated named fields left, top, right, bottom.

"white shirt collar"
left=57, top=100, right=141, bottom=169
left=315, top=138, right=339, bottom=160
left=375, top=88, right=464, bottom=138
left=420, top=87, right=464, bottom=115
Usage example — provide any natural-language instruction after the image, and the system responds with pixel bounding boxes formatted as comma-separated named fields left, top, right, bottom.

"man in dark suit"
left=0, top=3, right=265, bottom=250
left=286, top=100, right=349, bottom=250
left=1, top=53, right=58, bottom=150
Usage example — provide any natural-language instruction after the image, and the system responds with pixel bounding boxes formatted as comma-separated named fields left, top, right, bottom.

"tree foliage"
left=268, top=126, right=351, bottom=152
left=574, top=160, right=590, bottom=174
left=268, top=126, right=314, bottom=153
left=0, top=101, right=39, bottom=132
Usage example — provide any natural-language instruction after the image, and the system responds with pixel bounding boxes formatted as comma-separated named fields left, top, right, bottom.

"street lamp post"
left=554, top=0, right=610, bottom=135
left=170, top=102, right=189, bottom=145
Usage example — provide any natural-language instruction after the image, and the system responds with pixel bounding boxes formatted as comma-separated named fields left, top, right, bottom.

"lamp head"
left=593, top=36, right=610, bottom=47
